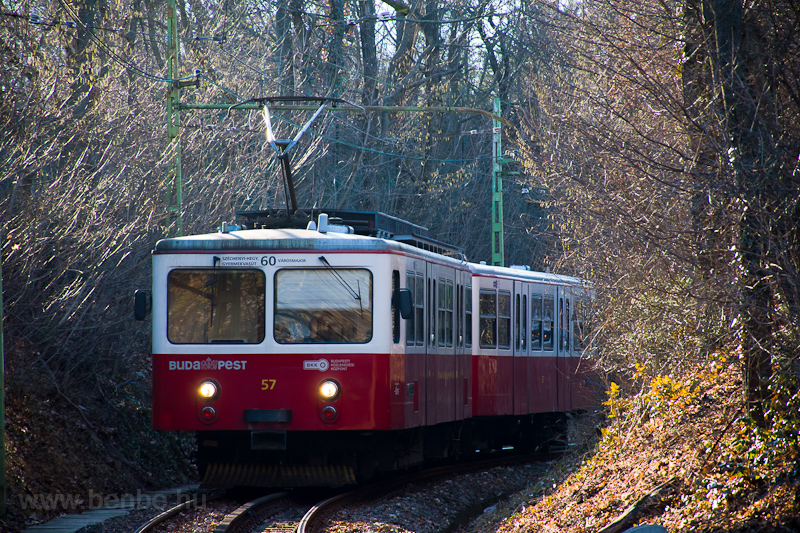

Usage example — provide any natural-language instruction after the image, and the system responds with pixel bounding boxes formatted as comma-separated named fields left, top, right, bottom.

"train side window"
left=465, top=286, right=472, bottom=347
left=558, top=297, right=563, bottom=351
left=531, top=295, right=542, bottom=351
left=406, top=273, right=416, bottom=345
left=427, top=278, right=430, bottom=346
left=498, top=290, right=511, bottom=349
left=573, top=300, right=589, bottom=351
left=438, top=280, right=453, bottom=347
left=522, top=295, right=527, bottom=351
left=543, top=296, right=554, bottom=351
left=479, top=289, right=497, bottom=348
left=415, top=273, right=425, bottom=345
left=457, top=284, right=463, bottom=347
left=515, top=294, right=521, bottom=351
left=392, top=270, right=400, bottom=344
left=429, top=279, right=436, bottom=346
left=438, top=281, right=445, bottom=346
left=447, top=282, right=454, bottom=346
left=563, top=298, right=570, bottom=350
left=585, top=301, right=594, bottom=352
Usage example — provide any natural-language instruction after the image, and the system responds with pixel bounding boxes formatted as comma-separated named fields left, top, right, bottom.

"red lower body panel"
left=569, top=356, right=597, bottom=409
left=528, top=356, right=559, bottom=413
left=152, top=352, right=391, bottom=432
left=472, top=355, right=513, bottom=417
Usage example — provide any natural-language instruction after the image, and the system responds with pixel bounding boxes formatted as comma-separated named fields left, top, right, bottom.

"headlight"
left=198, top=380, right=219, bottom=400
left=318, top=379, right=340, bottom=401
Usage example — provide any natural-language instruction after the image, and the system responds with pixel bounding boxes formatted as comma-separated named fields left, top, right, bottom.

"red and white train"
left=136, top=210, right=595, bottom=487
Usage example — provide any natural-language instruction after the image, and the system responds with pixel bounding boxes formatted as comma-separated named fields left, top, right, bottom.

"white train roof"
left=155, top=211, right=588, bottom=287
left=468, top=261, right=585, bottom=287
left=154, top=227, right=470, bottom=266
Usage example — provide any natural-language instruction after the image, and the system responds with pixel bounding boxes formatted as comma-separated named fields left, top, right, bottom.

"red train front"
left=140, top=211, right=595, bottom=487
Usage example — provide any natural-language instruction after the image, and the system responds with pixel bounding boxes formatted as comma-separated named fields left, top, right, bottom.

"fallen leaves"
left=481, top=360, right=800, bottom=533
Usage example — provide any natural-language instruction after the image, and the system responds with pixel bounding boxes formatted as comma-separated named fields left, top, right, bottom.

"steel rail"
left=133, top=491, right=227, bottom=533
left=213, top=492, right=288, bottom=533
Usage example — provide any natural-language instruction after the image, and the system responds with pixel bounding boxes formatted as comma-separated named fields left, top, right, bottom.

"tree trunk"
left=357, top=0, right=378, bottom=105
left=276, top=0, right=295, bottom=96
left=67, top=0, right=102, bottom=121
left=711, top=0, right=776, bottom=426
left=324, top=0, right=346, bottom=97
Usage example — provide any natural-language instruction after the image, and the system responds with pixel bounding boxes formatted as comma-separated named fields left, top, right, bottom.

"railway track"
left=131, top=490, right=322, bottom=533
left=296, top=454, right=552, bottom=533
left=130, top=452, right=551, bottom=533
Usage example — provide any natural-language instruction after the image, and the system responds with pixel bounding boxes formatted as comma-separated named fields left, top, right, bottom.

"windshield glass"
left=274, top=268, right=373, bottom=344
left=167, top=269, right=265, bottom=344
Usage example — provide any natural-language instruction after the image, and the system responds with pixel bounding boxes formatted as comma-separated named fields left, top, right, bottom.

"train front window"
left=274, top=268, right=373, bottom=344
left=167, top=269, right=265, bottom=344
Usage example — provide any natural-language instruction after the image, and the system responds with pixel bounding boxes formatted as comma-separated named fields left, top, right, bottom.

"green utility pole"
left=166, top=0, right=182, bottom=237
left=491, top=97, right=505, bottom=267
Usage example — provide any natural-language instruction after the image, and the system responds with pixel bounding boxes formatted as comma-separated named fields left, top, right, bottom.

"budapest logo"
left=169, top=358, right=247, bottom=370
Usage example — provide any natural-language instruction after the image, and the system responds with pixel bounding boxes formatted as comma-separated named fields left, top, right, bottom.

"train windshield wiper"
left=208, top=256, right=221, bottom=329
left=318, top=255, right=363, bottom=314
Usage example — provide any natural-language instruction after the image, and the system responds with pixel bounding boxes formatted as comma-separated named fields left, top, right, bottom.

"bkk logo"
left=303, top=359, right=329, bottom=371
left=168, top=358, right=247, bottom=370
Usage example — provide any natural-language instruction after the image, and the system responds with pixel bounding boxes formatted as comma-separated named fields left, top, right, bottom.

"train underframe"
left=197, top=412, right=568, bottom=488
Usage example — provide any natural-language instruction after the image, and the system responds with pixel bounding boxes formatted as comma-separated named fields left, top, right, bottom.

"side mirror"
left=134, top=290, right=151, bottom=321
left=394, top=288, right=413, bottom=320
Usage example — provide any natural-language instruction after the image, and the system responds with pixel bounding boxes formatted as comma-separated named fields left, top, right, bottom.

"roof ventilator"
left=308, top=213, right=354, bottom=234
left=219, top=221, right=245, bottom=233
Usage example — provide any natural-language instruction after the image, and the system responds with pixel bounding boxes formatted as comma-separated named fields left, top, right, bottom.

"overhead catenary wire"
left=186, top=75, right=506, bottom=164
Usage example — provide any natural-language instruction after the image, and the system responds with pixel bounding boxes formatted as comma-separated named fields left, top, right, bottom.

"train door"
left=496, top=279, right=514, bottom=415
left=464, top=279, right=474, bottom=417
left=557, top=286, right=571, bottom=411
left=472, top=274, right=513, bottom=417
left=455, top=269, right=471, bottom=419
left=425, top=263, right=435, bottom=426
left=569, top=288, right=595, bottom=410
left=405, top=262, right=426, bottom=427
left=513, top=281, right=529, bottom=415
left=427, top=263, right=457, bottom=425
left=529, top=285, right=558, bottom=412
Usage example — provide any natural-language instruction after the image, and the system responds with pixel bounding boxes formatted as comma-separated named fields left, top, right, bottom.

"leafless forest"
left=1, top=0, right=798, bottom=508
